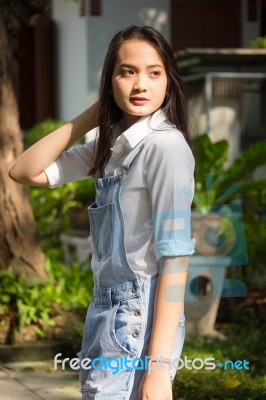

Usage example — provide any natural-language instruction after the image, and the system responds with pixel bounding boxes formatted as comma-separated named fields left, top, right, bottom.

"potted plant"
left=187, top=134, right=266, bottom=333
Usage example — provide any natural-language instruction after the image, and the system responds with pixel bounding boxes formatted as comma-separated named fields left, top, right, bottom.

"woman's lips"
left=130, top=97, right=149, bottom=106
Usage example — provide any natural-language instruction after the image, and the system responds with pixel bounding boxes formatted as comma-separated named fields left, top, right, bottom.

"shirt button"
left=134, top=310, right=141, bottom=316
left=132, top=330, right=139, bottom=338
left=132, top=286, right=137, bottom=293
left=129, top=353, right=134, bottom=358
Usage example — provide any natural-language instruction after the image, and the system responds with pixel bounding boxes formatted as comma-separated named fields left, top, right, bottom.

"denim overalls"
left=78, top=121, right=186, bottom=400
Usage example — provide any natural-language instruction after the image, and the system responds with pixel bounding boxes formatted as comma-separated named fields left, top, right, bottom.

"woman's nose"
left=133, top=74, right=146, bottom=91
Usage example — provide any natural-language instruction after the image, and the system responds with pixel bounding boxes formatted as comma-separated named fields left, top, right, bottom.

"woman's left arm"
left=139, top=256, right=188, bottom=400
left=148, top=255, right=189, bottom=360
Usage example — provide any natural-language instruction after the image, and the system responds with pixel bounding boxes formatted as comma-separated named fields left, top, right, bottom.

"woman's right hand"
left=9, top=102, right=99, bottom=186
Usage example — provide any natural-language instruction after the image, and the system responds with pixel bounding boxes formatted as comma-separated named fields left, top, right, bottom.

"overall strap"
left=121, top=120, right=171, bottom=171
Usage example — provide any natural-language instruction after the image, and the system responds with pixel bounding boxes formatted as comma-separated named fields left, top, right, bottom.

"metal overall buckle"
left=114, top=168, right=126, bottom=180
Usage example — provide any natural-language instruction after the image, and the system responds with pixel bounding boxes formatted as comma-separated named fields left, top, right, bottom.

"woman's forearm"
left=148, top=256, right=189, bottom=360
left=9, top=103, right=98, bottom=183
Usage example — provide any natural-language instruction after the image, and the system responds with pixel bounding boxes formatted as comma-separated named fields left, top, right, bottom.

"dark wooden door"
left=262, top=0, right=266, bottom=36
left=18, top=15, right=55, bottom=129
left=171, top=0, right=241, bottom=51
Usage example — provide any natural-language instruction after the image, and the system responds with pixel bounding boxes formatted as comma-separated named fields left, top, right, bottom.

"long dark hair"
left=89, top=25, right=192, bottom=178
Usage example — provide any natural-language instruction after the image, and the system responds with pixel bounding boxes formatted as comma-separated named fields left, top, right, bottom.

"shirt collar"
left=113, top=108, right=168, bottom=150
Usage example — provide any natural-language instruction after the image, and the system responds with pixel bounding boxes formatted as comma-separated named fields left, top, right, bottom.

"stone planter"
left=184, top=209, right=236, bottom=339
left=185, top=256, right=229, bottom=340
left=68, top=206, right=90, bottom=234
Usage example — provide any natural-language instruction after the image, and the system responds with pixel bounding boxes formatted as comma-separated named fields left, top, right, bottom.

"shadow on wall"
left=138, top=8, right=167, bottom=31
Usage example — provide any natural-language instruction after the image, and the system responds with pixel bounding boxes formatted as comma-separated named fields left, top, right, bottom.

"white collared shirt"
left=45, top=109, right=195, bottom=281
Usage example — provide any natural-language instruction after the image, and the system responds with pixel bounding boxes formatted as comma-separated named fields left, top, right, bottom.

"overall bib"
left=78, top=122, right=186, bottom=400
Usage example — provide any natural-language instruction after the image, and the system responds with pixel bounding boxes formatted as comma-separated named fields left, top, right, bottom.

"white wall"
left=52, top=0, right=88, bottom=120
left=52, top=0, right=170, bottom=119
left=241, top=0, right=262, bottom=47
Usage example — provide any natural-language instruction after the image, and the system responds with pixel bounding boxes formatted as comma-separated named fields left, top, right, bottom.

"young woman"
left=9, top=25, right=195, bottom=400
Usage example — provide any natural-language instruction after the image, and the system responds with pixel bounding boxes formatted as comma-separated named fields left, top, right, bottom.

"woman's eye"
left=121, top=70, right=133, bottom=76
left=150, top=71, right=160, bottom=77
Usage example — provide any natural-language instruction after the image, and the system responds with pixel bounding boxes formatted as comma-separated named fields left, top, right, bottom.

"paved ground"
left=0, top=361, right=81, bottom=400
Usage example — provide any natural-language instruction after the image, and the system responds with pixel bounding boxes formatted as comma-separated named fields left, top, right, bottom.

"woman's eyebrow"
left=119, top=63, right=164, bottom=69
left=146, top=64, right=164, bottom=68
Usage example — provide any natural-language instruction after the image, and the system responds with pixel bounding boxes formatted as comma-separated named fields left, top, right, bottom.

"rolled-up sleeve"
left=143, top=130, right=195, bottom=261
left=44, top=140, right=96, bottom=188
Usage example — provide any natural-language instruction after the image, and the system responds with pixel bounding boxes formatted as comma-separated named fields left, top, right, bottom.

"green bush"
left=249, top=36, right=266, bottom=49
left=29, top=179, right=95, bottom=250
left=23, top=118, right=87, bottom=149
left=193, top=134, right=266, bottom=213
left=173, top=320, right=266, bottom=399
left=23, top=119, right=66, bottom=149
left=29, top=184, right=76, bottom=250
left=0, top=250, right=94, bottom=340
left=23, top=118, right=86, bottom=149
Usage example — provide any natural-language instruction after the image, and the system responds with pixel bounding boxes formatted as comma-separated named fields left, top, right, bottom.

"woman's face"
left=112, top=40, right=168, bottom=128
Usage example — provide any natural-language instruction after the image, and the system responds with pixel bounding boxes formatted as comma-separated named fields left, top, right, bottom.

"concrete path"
left=0, top=361, right=81, bottom=400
